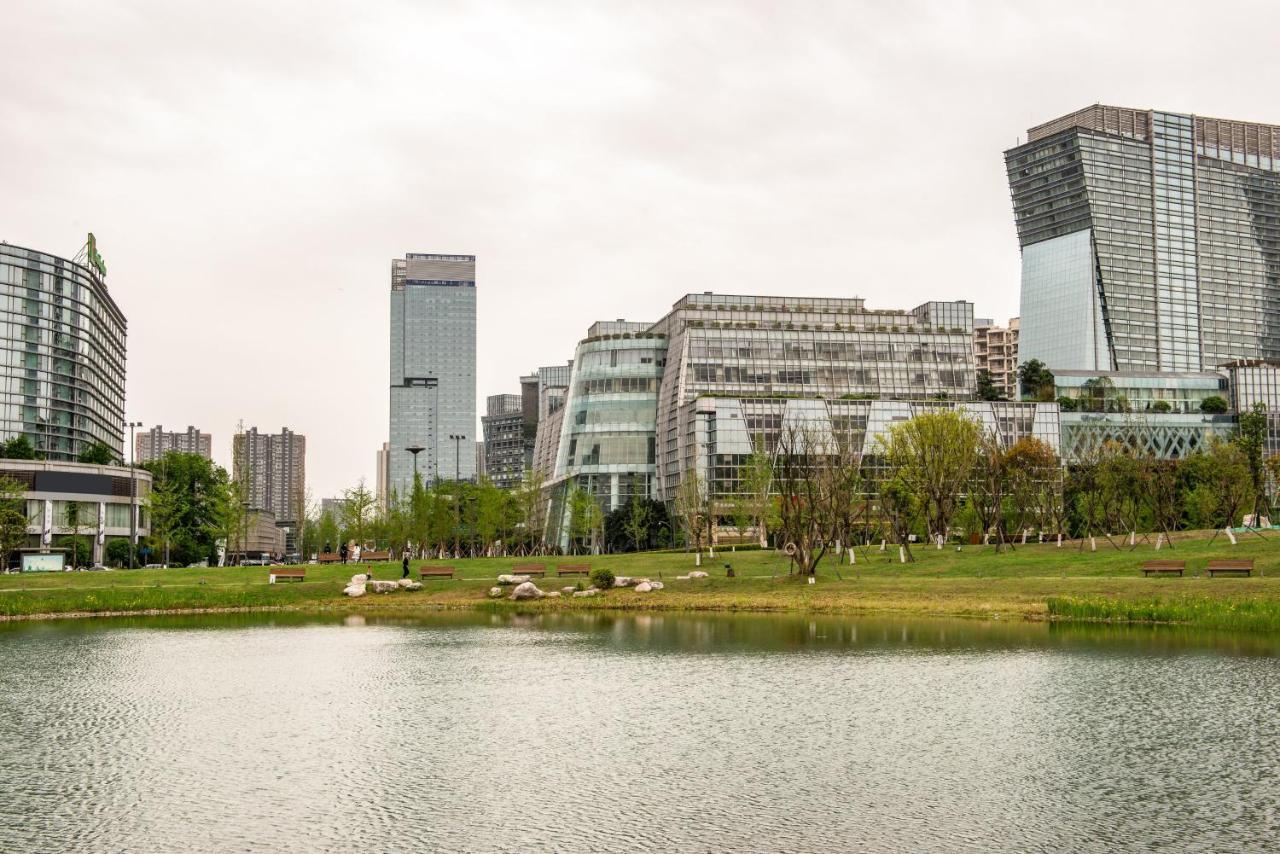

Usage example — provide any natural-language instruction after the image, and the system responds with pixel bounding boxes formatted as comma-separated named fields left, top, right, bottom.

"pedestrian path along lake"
left=1, top=611, right=1277, bottom=851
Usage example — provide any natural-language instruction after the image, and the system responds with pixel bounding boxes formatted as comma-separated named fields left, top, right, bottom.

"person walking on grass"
left=340, top=542, right=349, bottom=565
left=401, top=548, right=410, bottom=579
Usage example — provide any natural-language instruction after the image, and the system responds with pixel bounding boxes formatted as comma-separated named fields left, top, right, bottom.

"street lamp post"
left=405, top=445, right=425, bottom=484
left=127, top=421, right=141, bottom=569
left=448, top=434, right=466, bottom=482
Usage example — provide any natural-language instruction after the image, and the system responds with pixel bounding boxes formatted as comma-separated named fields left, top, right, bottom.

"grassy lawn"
left=1, top=530, right=1279, bottom=630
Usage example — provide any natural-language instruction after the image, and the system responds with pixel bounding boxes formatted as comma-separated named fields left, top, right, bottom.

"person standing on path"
left=340, top=543, right=349, bottom=565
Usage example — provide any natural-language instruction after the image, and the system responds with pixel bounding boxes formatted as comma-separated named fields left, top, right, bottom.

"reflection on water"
left=0, top=612, right=1277, bottom=851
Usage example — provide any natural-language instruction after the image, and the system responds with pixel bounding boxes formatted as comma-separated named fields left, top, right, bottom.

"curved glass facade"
left=547, top=332, right=666, bottom=547
left=0, top=243, right=127, bottom=459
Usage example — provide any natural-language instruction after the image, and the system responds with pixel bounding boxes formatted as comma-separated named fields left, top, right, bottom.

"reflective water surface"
left=1, top=612, right=1278, bottom=852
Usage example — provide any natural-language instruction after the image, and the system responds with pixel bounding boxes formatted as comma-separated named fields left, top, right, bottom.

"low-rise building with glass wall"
left=0, top=458, right=150, bottom=568
left=1052, top=370, right=1228, bottom=414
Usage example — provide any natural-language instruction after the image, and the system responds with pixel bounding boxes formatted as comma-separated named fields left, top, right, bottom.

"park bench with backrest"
left=419, top=565, right=455, bottom=579
left=362, top=551, right=392, bottom=563
left=557, top=564, right=590, bottom=576
left=1141, top=560, right=1185, bottom=577
left=269, top=568, right=306, bottom=584
left=1207, top=559, right=1253, bottom=577
left=512, top=563, right=547, bottom=577
left=317, top=552, right=343, bottom=564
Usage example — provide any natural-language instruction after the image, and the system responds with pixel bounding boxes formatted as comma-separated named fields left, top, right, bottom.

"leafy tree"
left=105, top=538, right=132, bottom=568
left=623, top=497, right=651, bottom=553
left=1203, top=439, right=1254, bottom=539
left=54, top=534, right=91, bottom=568
left=1005, top=437, right=1062, bottom=544
left=513, top=468, right=546, bottom=554
left=1200, top=395, right=1229, bottom=414
left=341, top=480, right=378, bottom=549
left=884, top=411, right=979, bottom=546
left=0, top=435, right=38, bottom=460
left=566, top=485, right=603, bottom=555
left=740, top=448, right=776, bottom=548
left=316, top=509, right=340, bottom=553
left=0, top=476, right=28, bottom=568
left=1236, top=401, right=1269, bottom=526
left=968, top=431, right=1010, bottom=550
left=879, top=475, right=918, bottom=562
left=1017, top=360, right=1055, bottom=401
left=1056, top=396, right=1078, bottom=412
left=143, top=451, right=232, bottom=566
left=976, top=369, right=1006, bottom=401
left=77, top=442, right=117, bottom=465
left=1151, top=399, right=1172, bottom=413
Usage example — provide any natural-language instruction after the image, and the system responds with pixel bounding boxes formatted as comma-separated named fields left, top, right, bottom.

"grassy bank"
left=1, top=531, right=1278, bottom=629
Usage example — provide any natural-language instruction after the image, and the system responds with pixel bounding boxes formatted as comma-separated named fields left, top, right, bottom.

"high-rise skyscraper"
left=136, top=425, right=212, bottom=463
left=232, top=426, right=306, bottom=535
left=388, top=253, right=476, bottom=497
left=1006, top=104, right=1280, bottom=372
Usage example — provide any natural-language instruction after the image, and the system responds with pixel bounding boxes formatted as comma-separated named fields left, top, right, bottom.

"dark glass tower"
left=1006, top=104, right=1280, bottom=372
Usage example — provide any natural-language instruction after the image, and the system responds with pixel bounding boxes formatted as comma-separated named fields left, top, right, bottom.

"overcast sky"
left=4, top=0, right=1279, bottom=499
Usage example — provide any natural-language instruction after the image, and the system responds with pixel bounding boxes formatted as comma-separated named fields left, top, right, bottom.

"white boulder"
left=634, top=582, right=653, bottom=593
left=488, top=586, right=504, bottom=598
left=403, top=581, right=422, bottom=591
left=688, top=571, right=709, bottom=579
left=396, top=578, right=414, bottom=588
left=510, top=581, right=543, bottom=601
left=544, top=590, right=562, bottom=598
left=369, top=580, right=399, bottom=594
left=343, top=584, right=366, bottom=598
left=648, top=581, right=664, bottom=590
left=562, top=586, right=577, bottom=594
left=350, top=574, right=370, bottom=585
left=572, top=588, right=598, bottom=598
left=497, top=574, right=531, bottom=586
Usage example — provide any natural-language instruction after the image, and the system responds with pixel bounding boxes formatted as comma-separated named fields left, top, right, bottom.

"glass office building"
left=545, top=323, right=666, bottom=547
left=1007, top=104, right=1280, bottom=372
left=0, top=242, right=127, bottom=460
left=648, top=293, right=976, bottom=500
left=388, top=253, right=476, bottom=497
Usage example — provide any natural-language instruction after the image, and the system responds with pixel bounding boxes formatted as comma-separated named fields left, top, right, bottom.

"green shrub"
left=590, top=567, right=615, bottom=590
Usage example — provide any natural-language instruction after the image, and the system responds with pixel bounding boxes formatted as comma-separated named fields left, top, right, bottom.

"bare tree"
left=673, top=466, right=709, bottom=566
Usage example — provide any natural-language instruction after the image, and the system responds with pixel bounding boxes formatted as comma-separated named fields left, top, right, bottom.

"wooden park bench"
left=269, top=568, right=305, bottom=584
left=1141, top=560, right=1185, bottom=577
left=361, top=550, right=392, bottom=563
left=317, top=552, right=343, bottom=564
left=419, top=565, right=455, bottom=579
left=1207, top=559, right=1253, bottom=578
left=557, top=563, right=591, bottom=576
left=512, top=563, right=547, bottom=577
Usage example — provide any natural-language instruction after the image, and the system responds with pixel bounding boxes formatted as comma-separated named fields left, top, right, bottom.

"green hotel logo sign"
left=87, top=232, right=107, bottom=278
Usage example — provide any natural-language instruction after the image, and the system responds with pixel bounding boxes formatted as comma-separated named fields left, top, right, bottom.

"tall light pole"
left=405, top=445, right=425, bottom=484
left=127, top=421, right=141, bottom=569
left=448, top=434, right=466, bottom=482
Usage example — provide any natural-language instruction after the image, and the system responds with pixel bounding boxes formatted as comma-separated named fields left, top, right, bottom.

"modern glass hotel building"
left=1006, top=104, right=1280, bottom=373
left=0, top=242, right=127, bottom=460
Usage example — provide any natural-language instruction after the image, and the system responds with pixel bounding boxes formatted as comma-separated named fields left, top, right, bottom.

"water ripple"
left=0, top=613, right=1276, bottom=852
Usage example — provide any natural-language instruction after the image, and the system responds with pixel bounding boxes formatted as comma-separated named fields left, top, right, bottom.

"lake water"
left=0, top=611, right=1277, bottom=852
